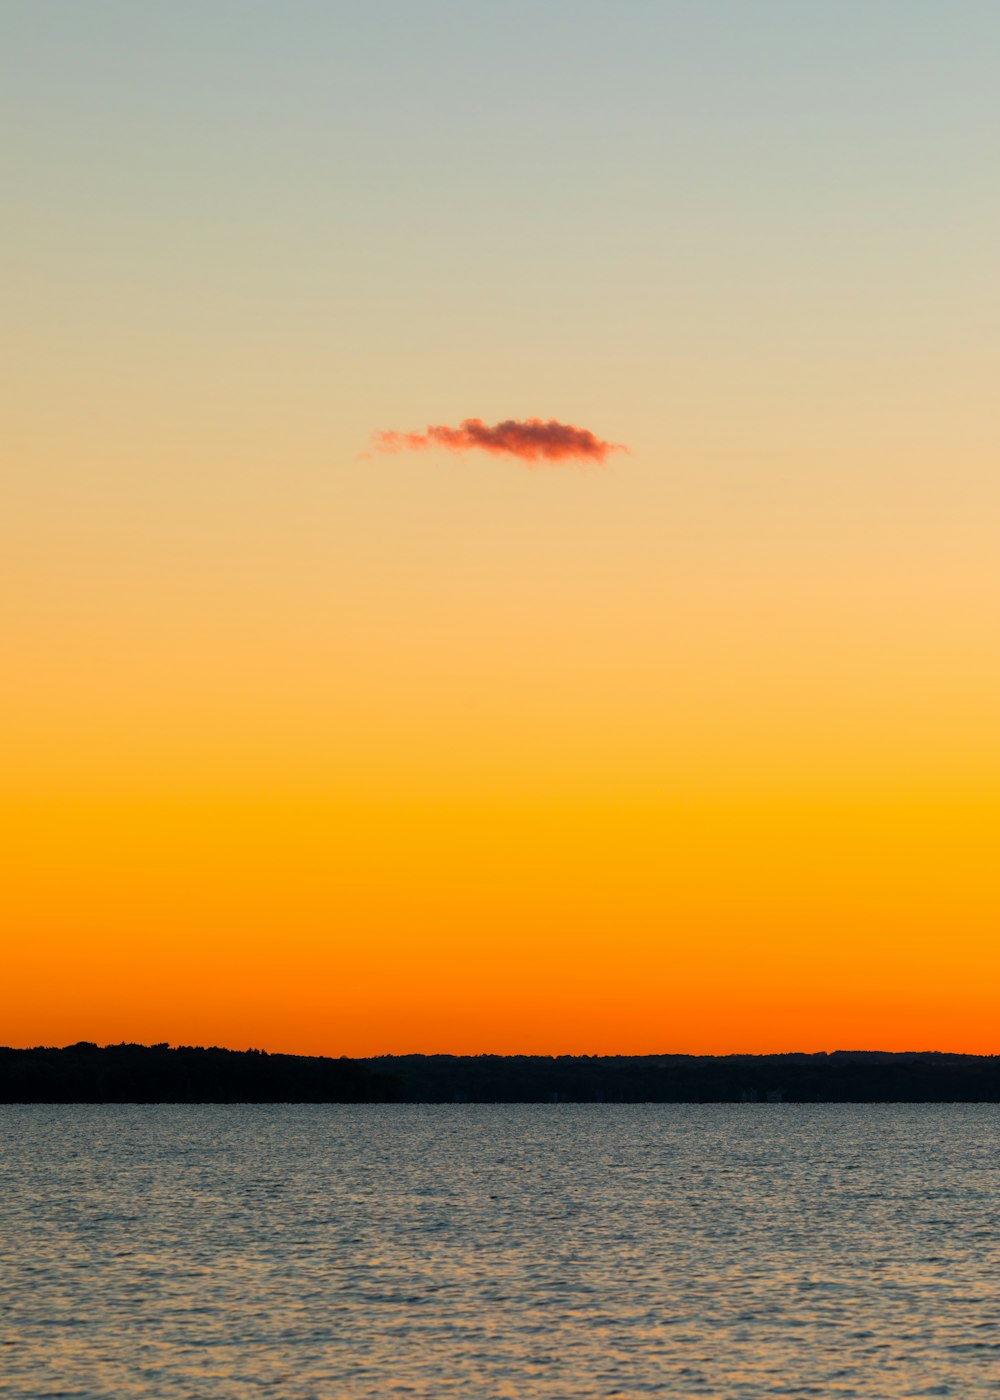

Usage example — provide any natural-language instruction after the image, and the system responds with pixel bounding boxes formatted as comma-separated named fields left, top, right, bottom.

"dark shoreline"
left=3, top=1043, right=1000, bottom=1103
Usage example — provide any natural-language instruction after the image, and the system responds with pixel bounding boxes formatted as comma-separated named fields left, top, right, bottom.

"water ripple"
left=1, top=1104, right=999, bottom=1397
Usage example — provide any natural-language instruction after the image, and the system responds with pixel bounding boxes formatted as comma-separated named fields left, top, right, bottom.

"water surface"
left=2, top=1104, right=998, bottom=1397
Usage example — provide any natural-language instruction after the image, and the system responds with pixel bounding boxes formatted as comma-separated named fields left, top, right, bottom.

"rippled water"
left=2, top=1105, right=999, bottom=1398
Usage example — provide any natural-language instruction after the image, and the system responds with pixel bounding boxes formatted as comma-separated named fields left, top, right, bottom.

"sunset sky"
left=5, top=2, right=999, bottom=1055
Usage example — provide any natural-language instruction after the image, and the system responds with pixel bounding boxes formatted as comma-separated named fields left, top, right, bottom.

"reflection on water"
left=1, top=1104, right=998, bottom=1397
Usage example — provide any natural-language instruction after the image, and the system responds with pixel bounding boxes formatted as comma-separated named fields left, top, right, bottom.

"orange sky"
left=4, top=4, right=999, bottom=1054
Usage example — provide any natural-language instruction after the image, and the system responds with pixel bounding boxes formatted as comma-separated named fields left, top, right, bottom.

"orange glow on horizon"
left=5, top=771, right=998, bottom=1057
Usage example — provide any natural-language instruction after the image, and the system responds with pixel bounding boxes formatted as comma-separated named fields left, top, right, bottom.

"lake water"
left=2, top=1104, right=998, bottom=1398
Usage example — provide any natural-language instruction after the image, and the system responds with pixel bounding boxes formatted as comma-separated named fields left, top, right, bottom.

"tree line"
left=3, top=1044, right=1000, bottom=1102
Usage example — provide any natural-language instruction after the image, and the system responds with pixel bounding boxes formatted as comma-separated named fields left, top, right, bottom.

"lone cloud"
left=373, top=417, right=626, bottom=465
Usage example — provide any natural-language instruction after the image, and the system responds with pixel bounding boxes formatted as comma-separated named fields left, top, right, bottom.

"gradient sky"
left=4, top=1, right=999, bottom=1054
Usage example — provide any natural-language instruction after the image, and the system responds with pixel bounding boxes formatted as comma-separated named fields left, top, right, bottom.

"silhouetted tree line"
left=4, top=1045, right=1000, bottom=1103
left=367, top=1051, right=1000, bottom=1103
left=0, top=1043, right=400, bottom=1103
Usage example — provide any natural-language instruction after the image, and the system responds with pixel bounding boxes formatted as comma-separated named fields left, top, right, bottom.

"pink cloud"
left=372, top=417, right=627, bottom=465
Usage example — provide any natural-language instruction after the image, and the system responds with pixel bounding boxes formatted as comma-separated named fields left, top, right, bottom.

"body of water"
left=1, top=1104, right=998, bottom=1397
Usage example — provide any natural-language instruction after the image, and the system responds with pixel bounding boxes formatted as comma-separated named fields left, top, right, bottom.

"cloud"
left=372, top=417, right=626, bottom=465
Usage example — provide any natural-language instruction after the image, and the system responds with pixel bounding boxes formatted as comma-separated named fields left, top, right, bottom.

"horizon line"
left=6, top=1042, right=997, bottom=1060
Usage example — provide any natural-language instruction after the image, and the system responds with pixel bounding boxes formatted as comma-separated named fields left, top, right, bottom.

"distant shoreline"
left=3, top=1044, right=999, bottom=1103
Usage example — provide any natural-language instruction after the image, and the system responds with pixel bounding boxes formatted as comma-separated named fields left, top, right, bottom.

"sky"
left=4, top=1, right=999, bottom=1055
